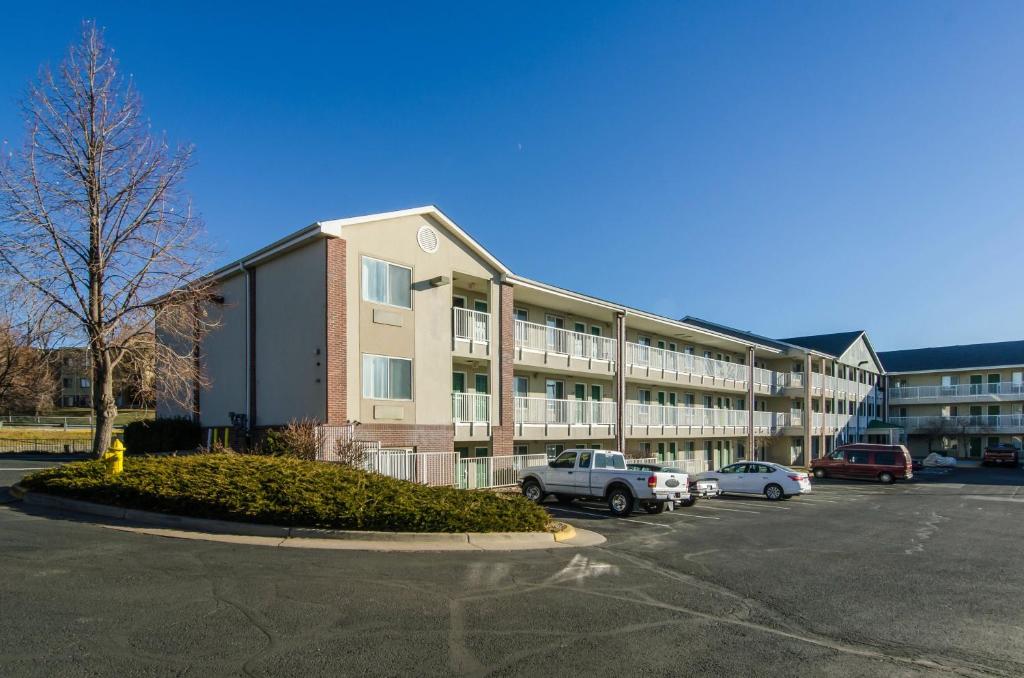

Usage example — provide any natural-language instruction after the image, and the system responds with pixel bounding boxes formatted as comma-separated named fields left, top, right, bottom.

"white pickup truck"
left=519, top=449, right=694, bottom=517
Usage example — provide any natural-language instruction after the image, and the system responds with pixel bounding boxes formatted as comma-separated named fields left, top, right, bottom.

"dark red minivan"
left=811, top=444, right=914, bottom=484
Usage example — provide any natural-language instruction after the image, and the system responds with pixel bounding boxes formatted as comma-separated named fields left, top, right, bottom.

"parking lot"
left=2, top=458, right=1023, bottom=676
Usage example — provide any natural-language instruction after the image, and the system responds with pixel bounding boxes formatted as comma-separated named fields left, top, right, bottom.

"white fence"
left=457, top=454, right=548, bottom=489
left=452, top=393, right=491, bottom=423
left=365, top=449, right=460, bottom=486
left=452, top=307, right=490, bottom=344
left=514, top=397, right=617, bottom=425
left=0, top=415, right=95, bottom=429
left=0, top=437, right=95, bottom=453
left=625, top=343, right=748, bottom=383
left=627, top=457, right=658, bottom=465
left=515, top=320, right=617, bottom=362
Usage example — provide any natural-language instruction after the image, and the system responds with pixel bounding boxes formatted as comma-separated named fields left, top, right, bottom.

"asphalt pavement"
left=2, top=456, right=1022, bottom=677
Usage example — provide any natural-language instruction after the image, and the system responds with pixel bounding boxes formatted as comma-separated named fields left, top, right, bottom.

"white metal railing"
left=452, top=393, right=491, bottom=423
left=625, top=343, right=749, bottom=383
left=457, top=453, right=547, bottom=489
left=624, top=403, right=747, bottom=428
left=752, top=366, right=788, bottom=391
left=752, top=410, right=788, bottom=431
left=514, top=397, right=616, bottom=425
left=0, top=415, right=96, bottom=429
left=888, top=414, right=1024, bottom=432
left=888, top=382, right=1024, bottom=401
left=672, top=457, right=710, bottom=475
left=627, top=457, right=658, bottom=465
left=453, top=307, right=490, bottom=344
left=514, top=320, right=616, bottom=362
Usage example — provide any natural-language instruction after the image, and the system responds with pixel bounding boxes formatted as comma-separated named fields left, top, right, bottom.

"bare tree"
left=0, top=23, right=213, bottom=456
left=0, top=284, right=63, bottom=414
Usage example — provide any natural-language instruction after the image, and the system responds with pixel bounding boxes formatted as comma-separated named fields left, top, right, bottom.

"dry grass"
left=0, top=428, right=95, bottom=440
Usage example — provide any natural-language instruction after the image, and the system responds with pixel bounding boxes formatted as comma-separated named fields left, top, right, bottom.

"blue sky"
left=3, top=2, right=1023, bottom=351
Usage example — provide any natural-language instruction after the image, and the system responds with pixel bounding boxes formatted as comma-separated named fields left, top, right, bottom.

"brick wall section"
left=325, top=238, right=347, bottom=424
left=356, top=424, right=454, bottom=454
left=491, top=281, right=516, bottom=455
left=615, top=312, right=626, bottom=452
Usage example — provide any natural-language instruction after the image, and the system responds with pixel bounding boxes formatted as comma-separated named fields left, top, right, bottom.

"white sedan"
left=696, top=462, right=811, bottom=501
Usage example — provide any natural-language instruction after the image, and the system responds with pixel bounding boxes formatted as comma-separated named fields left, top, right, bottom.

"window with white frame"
left=362, top=354, right=412, bottom=400
left=361, top=256, right=411, bottom=308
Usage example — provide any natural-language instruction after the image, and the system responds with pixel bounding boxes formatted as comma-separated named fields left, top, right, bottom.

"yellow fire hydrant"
left=103, top=439, right=125, bottom=475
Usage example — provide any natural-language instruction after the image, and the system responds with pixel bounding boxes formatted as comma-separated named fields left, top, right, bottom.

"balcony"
left=624, top=342, right=767, bottom=393
left=789, top=373, right=875, bottom=397
left=888, top=414, right=1024, bottom=434
left=888, top=382, right=1024, bottom=404
left=622, top=403, right=778, bottom=438
left=513, top=396, right=616, bottom=439
left=452, top=307, right=490, bottom=358
left=786, top=411, right=869, bottom=433
left=514, top=320, right=616, bottom=375
left=452, top=392, right=491, bottom=441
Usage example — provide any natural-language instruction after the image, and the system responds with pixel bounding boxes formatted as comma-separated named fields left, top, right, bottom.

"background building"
left=881, top=341, right=1024, bottom=459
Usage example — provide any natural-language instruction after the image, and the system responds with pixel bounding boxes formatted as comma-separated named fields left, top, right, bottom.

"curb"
left=10, top=485, right=598, bottom=551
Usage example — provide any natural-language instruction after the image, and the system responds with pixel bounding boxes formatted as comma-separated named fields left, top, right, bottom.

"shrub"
left=122, top=417, right=201, bottom=455
left=21, top=454, right=550, bottom=533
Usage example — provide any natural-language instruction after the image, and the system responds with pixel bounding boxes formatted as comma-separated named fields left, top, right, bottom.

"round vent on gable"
left=417, top=225, right=439, bottom=253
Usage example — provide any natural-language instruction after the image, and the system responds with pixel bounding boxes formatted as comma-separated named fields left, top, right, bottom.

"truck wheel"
left=813, top=468, right=827, bottom=479
left=764, top=484, right=784, bottom=501
left=644, top=502, right=666, bottom=514
left=607, top=486, right=634, bottom=517
left=678, top=496, right=697, bottom=508
left=554, top=494, right=574, bottom=505
left=879, top=472, right=894, bottom=485
left=521, top=480, right=544, bottom=503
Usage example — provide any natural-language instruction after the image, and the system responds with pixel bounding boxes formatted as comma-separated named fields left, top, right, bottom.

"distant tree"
left=0, top=23, right=213, bottom=456
left=0, top=285, right=62, bottom=414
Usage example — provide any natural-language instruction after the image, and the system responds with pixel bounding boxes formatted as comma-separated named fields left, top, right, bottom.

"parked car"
left=519, top=450, right=691, bottom=516
left=695, top=462, right=811, bottom=500
left=982, top=444, right=1020, bottom=468
left=627, top=462, right=721, bottom=506
left=811, top=444, right=913, bottom=484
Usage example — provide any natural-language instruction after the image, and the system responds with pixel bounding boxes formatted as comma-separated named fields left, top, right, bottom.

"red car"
left=811, top=444, right=914, bottom=484
left=982, top=444, right=1020, bottom=467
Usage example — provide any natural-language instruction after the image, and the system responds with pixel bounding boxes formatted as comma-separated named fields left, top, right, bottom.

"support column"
left=803, top=353, right=812, bottom=467
left=325, top=238, right=347, bottom=424
left=247, top=266, right=257, bottom=429
left=747, top=345, right=755, bottom=460
left=615, top=312, right=626, bottom=453
left=817, top=358, right=827, bottom=462
left=492, top=281, right=515, bottom=455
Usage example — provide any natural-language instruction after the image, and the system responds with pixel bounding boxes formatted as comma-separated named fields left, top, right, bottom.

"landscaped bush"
left=21, top=454, right=550, bottom=533
left=122, top=417, right=201, bottom=455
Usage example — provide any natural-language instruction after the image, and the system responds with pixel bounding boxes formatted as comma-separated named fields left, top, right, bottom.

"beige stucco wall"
left=199, top=272, right=248, bottom=427
left=838, top=337, right=881, bottom=374
left=343, top=214, right=501, bottom=425
left=512, top=301, right=614, bottom=338
left=254, top=240, right=328, bottom=425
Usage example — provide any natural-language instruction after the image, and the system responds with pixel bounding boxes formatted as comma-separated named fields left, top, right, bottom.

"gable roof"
left=681, top=317, right=794, bottom=352
left=780, top=331, right=866, bottom=358
left=879, top=340, right=1024, bottom=373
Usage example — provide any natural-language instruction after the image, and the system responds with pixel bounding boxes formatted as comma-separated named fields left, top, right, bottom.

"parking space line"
left=691, top=504, right=761, bottom=514
left=547, top=506, right=674, bottom=529
left=667, top=511, right=720, bottom=520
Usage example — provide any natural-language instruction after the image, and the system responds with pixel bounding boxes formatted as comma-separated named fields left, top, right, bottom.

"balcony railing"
left=752, top=367, right=788, bottom=391
left=888, top=382, right=1024, bottom=401
left=452, top=393, right=491, bottom=423
left=625, top=343, right=748, bottom=383
left=515, top=320, right=616, bottom=362
left=513, top=397, right=617, bottom=425
left=624, top=403, right=748, bottom=428
left=453, top=307, right=490, bottom=344
left=753, top=410, right=789, bottom=430
left=888, top=414, right=1024, bottom=432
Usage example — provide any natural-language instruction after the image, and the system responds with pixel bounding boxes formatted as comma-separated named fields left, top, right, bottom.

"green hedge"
left=21, top=454, right=550, bottom=533
left=122, top=417, right=201, bottom=455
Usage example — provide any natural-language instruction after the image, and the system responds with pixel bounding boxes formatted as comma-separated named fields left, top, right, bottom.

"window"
left=874, top=452, right=896, bottom=466
left=80, top=378, right=90, bottom=388
left=590, top=325, right=601, bottom=337
left=514, top=308, right=528, bottom=322
left=590, top=384, right=602, bottom=401
left=846, top=451, right=870, bottom=464
left=514, top=445, right=529, bottom=455
left=361, top=256, right=411, bottom=308
left=474, top=447, right=489, bottom=457
left=550, top=451, right=577, bottom=468
left=578, top=451, right=593, bottom=468
left=594, top=453, right=625, bottom=470
left=668, top=342, right=677, bottom=353
left=362, top=354, right=412, bottom=399
left=62, top=378, right=70, bottom=388
left=514, top=376, right=529, bottom=397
